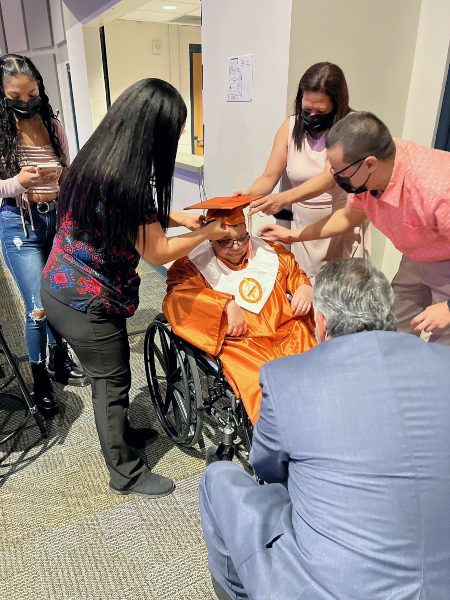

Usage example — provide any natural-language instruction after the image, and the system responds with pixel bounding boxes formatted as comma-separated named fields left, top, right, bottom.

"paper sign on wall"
left=227, top=54, right=253, bottom=102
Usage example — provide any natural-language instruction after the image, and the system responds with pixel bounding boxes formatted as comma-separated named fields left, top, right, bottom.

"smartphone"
left=36, top=163, right=60, bottom=171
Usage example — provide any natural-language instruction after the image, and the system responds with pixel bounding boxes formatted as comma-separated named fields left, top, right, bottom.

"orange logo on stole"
left=238, top=277, right=263, bottom=304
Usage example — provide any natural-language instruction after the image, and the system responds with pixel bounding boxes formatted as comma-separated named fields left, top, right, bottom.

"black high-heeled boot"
left=31, top=361, right=59, bottom=416
left=48, top=341, right=89, bottom=387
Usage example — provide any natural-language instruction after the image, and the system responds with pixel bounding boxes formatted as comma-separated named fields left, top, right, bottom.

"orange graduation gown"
left=163, top=242, right=316, bottom=424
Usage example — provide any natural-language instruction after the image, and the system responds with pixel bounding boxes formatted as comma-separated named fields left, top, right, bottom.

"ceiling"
left=121, top=0, right=201, bottom=24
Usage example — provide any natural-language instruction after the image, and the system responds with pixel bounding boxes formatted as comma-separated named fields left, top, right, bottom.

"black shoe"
left=124, top=426, right=159, bottom=449
left=48, top=342, right=90, bottom=387
left=31, top=361, right=60, bottom=417
left=109, top=473, right=175, bottom=498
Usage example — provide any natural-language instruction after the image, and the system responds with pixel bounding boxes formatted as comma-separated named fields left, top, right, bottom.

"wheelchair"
left=143, top=313, right=253, bottom=465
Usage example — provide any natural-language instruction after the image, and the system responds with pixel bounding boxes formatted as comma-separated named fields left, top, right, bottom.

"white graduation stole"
left=188, top=237, right=279, bottom=314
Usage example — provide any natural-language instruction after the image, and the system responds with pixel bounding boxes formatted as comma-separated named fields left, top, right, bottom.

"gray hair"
left=325, top=111, right=395, bottom=163
left=313, top=258, right=395, bottom=337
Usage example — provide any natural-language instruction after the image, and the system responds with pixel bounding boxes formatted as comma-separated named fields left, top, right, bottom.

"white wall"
left=287, top=0, right=422, bottom=136
left=286, top=0, right=423, bottom=274
left=83, top=26, right=107, bottom=130
left=65, top=22, right=95, bottom=146
left=89, top=20, right=201, bottom=152
left=402, top=0, right=450, bottom=146
left=379, top=0, right=450, bottom=280
left=201, top=0, right=293, bottom=232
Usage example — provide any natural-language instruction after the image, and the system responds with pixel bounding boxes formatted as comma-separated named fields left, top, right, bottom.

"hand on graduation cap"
left=232, top=187, right=253, bottom=197
left=202, top=217, right=233, bottom=240
left=258, top=223, right=293, bottom=244
left=183, top=213, right=206, bottom=231
left=248, top=193, right=288, bottom=216
left=291, top=284, right=313, bottom=317
left=169, top=211, right=206, bottom=230
left=225, top=300, right=248, bottom=337
left=411, top=301, right=450, bottom=334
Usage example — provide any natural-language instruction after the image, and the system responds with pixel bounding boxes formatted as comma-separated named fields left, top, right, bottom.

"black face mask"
left=334, top=173, right=371, bottom=194
left=6, top=95, right=42, bottom=119
left=332, top=157, right=372, bottom=194
left=302, top=110, right=335, bottom=134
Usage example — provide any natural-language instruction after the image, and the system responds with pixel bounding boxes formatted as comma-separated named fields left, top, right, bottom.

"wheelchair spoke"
left=152, top=343, right=167, bottom=373
left=158, top=329, right=174, bottom=371
left=144, top=319, right=204, bottom=447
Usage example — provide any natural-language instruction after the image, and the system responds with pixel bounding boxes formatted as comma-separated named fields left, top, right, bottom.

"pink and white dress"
left=285, top=116, right=370, bottom=279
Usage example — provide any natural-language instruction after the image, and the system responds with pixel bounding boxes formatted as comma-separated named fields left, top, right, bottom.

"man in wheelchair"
left=163, top=196, right=316, bottom=424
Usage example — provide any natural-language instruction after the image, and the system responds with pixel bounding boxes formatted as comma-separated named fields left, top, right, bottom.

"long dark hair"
left=58, top=78, right=187, bottom=251
left=0, top=53, right=65, bottom=179
left=292, top=62, right=351, bottom=151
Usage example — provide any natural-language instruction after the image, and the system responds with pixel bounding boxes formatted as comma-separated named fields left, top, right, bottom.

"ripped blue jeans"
left=0, top=204, right=62, bottom=363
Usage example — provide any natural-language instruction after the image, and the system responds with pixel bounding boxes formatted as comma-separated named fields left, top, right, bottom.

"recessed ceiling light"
left=163, top=5, right=178, bottom=9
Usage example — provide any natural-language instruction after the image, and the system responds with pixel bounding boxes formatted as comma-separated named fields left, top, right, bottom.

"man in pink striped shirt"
left=259, top=111, right=450, bottom=344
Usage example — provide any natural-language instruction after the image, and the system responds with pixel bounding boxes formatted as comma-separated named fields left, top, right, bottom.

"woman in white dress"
left=237, top=62, right=369, bottom=280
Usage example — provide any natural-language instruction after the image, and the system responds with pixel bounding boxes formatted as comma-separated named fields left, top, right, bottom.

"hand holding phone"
left=36, top=163, right=62, bottom=182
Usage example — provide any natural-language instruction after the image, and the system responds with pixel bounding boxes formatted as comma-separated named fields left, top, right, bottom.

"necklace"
left=19, top=115, right=45, bottom=144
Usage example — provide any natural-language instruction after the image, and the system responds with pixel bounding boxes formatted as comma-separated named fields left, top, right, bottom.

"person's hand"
left=232, top=188, right=253, bottom=197
left=201, top=217, right=232, bottom=240
left=258, top=223, right=294, bottom=244
left=37, top=165, right=62, bottom=184
left=225, top=299, right=248, bottom=336
left=411, top=301, right=450, bottom=334
left=17, top=166, right=44, bottom=189
left=290, top=284, right=313, bottom=317
left=182, top=212, right=206, bottom=230
left=248, top=193, right=289, bottom=216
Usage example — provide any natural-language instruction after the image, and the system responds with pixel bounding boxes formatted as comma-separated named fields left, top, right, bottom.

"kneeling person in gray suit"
left=200, top=258, right=450, bottom=600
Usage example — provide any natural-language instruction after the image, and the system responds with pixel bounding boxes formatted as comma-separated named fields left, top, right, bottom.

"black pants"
left=41, top=289, right=149, bottom=489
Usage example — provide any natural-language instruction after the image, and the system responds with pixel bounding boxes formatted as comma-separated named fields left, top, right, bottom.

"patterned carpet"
left=0, top=257, right=217, bottom=600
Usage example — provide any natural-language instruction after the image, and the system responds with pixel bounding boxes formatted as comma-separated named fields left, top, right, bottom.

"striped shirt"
left=18, top=144, right=61, bottom=194
left=0, top=119, right=69, bottom=198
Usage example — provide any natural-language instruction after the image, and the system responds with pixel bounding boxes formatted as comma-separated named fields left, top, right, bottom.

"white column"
left=65, top=21, right=95, bottom=147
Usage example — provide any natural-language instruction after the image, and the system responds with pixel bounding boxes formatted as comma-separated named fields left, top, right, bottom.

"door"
left=190, top=44, right=203, bottom=156
left=435, top=63, right=450, bottom=152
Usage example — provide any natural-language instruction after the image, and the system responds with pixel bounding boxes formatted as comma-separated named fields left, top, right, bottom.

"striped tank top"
left=18, top=144, right=61, bottom=194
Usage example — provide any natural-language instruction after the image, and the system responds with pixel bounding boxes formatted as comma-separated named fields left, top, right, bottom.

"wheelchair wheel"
left=144, top=316, right=203, bottom=447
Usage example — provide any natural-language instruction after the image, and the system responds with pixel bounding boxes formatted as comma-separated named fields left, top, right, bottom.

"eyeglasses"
left=330, top=156, right=369, bottom=179
left=216, top=234, right=250, bottom=248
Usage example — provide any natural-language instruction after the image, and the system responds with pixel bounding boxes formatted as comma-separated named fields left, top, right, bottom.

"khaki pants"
left=392, top=256, right=450, bottom=345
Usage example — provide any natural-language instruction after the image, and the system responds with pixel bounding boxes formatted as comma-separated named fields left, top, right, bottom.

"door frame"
left=434, top=61, right=450, bottom=151
left=189, top=43, right=202, bottom=155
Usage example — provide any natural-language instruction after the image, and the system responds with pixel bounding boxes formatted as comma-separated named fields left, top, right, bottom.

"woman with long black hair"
left=0, top=54, right=87, bottom=417
left=41, top=78, right=228, bottom=498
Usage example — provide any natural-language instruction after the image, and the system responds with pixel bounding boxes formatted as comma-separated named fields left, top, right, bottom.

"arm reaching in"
left=248, top=164, right=335, bottom=216
left=259, top=205, right=366, bottom=243
left=168, top=211, right=206, bottom=230
left=136, top=218, right=230, bottom=266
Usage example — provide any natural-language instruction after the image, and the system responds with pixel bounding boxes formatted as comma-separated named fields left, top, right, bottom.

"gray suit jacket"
left=248, top=331, right=450, bottom=599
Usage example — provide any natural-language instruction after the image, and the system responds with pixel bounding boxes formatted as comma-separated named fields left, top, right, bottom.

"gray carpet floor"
left=0, top=257, right=217, bottom=600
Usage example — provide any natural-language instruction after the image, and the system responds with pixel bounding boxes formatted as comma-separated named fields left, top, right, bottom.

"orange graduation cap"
left=185, top=195, right=262, bottom=226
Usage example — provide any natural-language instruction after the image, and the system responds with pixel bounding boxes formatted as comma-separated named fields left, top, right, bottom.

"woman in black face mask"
left=237, top=62, right=370, bottom=282
left=0, top=53, right=88, bottom=417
